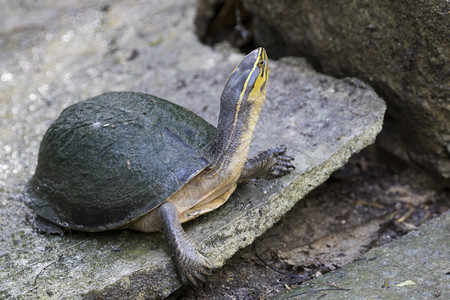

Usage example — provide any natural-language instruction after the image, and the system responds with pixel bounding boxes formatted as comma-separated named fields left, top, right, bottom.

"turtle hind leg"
left=158, top=201, right=213, bottom=286
left=33, top=215, right=66, bottom=235
left=238, top=147, right=295, bottom=182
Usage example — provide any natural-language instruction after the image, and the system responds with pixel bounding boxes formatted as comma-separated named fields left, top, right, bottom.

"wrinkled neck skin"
left=209, top=91, right=266, bottom=178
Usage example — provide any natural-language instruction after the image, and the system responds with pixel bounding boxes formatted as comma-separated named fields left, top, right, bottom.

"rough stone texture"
left=0, top=0, right=385, bottom=298
left=274, top=211, right=450, bottom=300
left=197, top=0, right=450, bottom=182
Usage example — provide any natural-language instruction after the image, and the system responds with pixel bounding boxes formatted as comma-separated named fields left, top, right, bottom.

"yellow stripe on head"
left=218, top=47, right=270, bottom=133
left=240, top=48, right=269, bottom=104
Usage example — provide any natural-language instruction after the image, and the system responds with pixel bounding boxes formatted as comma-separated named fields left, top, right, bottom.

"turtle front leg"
left=239, top=147, right=295, bottom=182
left=158, top=202, right=213, bottom=285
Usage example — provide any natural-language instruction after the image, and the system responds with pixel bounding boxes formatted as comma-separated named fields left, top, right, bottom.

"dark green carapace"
left=25, top=92, right=215, bottom=231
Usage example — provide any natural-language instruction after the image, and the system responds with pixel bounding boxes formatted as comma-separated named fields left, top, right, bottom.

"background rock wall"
left=196, top=0, right=450, bottom=184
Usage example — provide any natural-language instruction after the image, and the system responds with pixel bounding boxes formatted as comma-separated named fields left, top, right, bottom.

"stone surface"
left=0, top=0, right=385, bottom=298
left=196, top=0, right=450, bottom=183
left=274, top=211, right=450, bottom=300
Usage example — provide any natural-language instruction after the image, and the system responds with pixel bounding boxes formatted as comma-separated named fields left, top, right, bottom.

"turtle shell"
left=24, top=91, right=216, bottom=231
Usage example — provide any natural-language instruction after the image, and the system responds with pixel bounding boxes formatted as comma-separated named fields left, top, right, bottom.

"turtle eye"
left=257, top=60, right=265, bottom=69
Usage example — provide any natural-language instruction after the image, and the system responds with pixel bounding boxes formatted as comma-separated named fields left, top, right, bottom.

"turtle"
left=24, top=47, right=295, bottom=285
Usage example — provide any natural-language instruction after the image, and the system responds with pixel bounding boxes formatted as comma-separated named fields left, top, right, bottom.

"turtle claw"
left=267, top=147, right=295, bottom=178
left=176, top=246, right=213, bottom=286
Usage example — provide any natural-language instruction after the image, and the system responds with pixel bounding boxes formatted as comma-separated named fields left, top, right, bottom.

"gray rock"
left=0, top=0, right=385, bottom=298
left=196, top=0, right=450, bottom=183
left=273, top=211, right=450, bottom=300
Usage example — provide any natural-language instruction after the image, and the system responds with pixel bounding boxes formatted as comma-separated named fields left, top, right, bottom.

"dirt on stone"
left=177, top=146, right=449, bottom=300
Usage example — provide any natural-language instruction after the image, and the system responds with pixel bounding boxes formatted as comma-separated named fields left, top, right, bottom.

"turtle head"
left=220, top=47, right=269, bottom=110
left=212, top=48, right=269, bottom=167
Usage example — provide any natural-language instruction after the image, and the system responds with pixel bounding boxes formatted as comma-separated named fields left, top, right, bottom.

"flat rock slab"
left=274, top=211, right=450, bottom=300
left=0, top=0, right=385, bottom=299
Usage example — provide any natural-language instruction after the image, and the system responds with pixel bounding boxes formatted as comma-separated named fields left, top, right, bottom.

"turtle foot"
left=239, top=147, right=295, bottom=182
left=175, top=243, right=213, bottom=286
left=33, top=215, right=66, bottom=235
left=267, top=147, right=295, bottom=178
left=158, top=202, right=213, bottom=286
